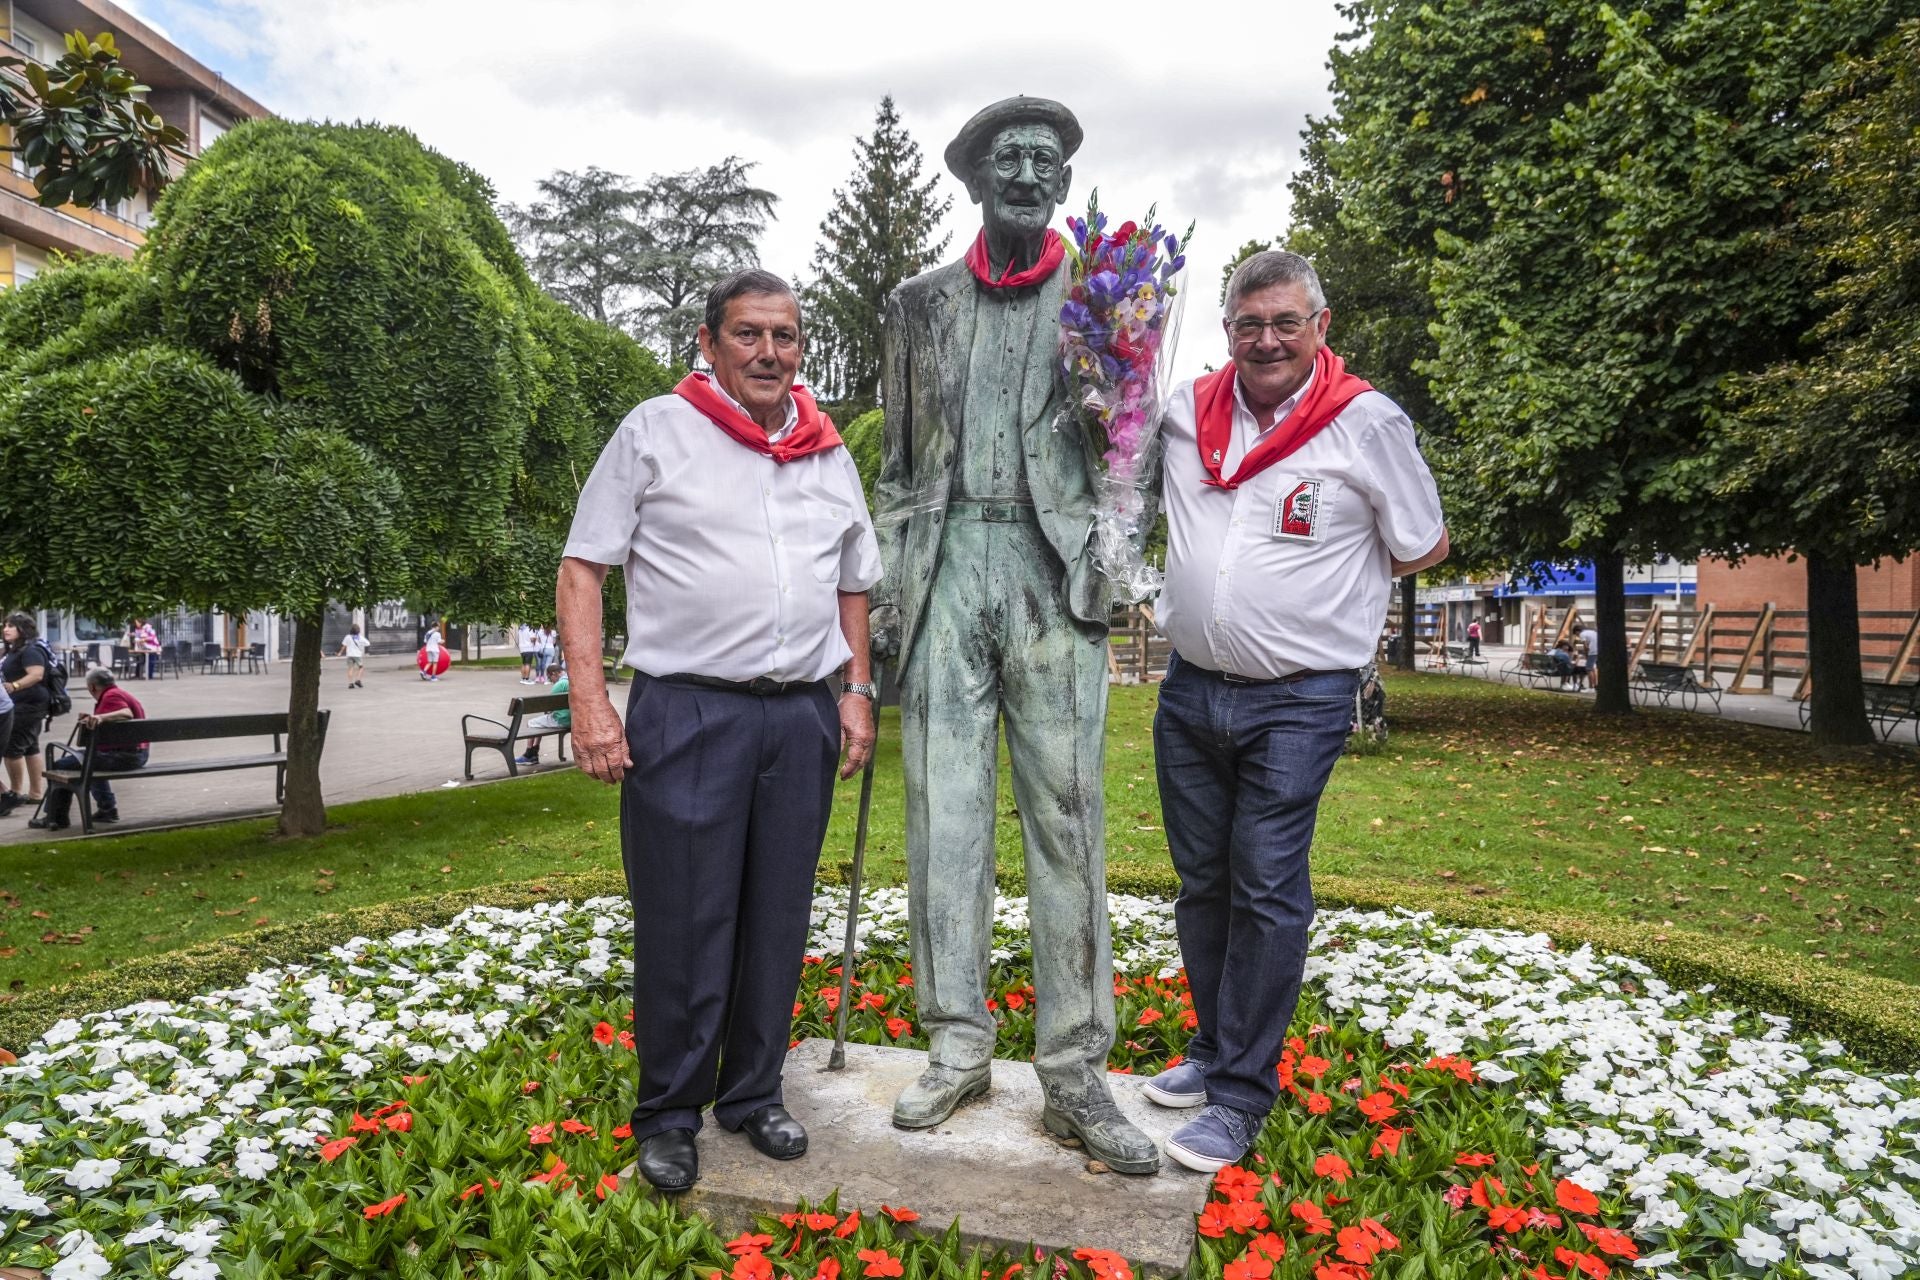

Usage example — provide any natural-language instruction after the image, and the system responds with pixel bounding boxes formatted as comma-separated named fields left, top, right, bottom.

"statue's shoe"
left=892, top=1064, right=991, bottom=1129
left=1042, top=1100, right=1162, bottom=1175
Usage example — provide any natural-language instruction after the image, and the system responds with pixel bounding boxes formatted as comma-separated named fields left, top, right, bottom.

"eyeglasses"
left=1227, top=311, right=1324, bottom=343
left=989, top=145, right=1061, bottom=179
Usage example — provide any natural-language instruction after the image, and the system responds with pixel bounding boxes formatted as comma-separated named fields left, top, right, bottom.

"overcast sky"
left=123, top=0, right=1352, bottom=381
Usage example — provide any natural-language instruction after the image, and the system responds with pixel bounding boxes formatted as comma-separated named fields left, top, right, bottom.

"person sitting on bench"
left=516, top=664, right=570, bottom=765
left=32, top=668, right=147, bottom=830
left=1549, top=640, right=1577, bottom=691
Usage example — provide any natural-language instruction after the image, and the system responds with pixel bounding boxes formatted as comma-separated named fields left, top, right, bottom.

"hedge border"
left=2, top=866, right=1914, bottom=1071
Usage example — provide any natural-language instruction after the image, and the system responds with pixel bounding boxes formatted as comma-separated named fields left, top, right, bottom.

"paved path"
left=0, top=653, right=579, bottom=845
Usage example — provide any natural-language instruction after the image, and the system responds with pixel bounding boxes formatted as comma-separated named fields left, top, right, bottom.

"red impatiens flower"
left=618, top=1030, right=636, bottom=1051
left=1136, top=1008, right=1163, bottom=1027
left=522, top=1080, right=541, bottom=1094
left=885, top=1016, right=913, bottom=1039
left=528, top=1123, right=556, bottom=1146
left=595, top=1173, right=619, bottom=1201
left=362, top=1193, right=406, bottom=1219
left=385, top=1111, right=412, bottom=1134
left=1179, top=1008, right=1199, bottom=1029
left=731, top=1254, right=773, bottom=1280
left=458, top=1178, right=500, bottom=1201
left=526, top=1159, right=568, bottom=1185
left=1369, top=1125, right=1406, bottom=1158
left=1555, top=1179, right=1601, bottom=1215
left=1070, top=1248, right=1133, bottom=1280
left=1005, top=990, right=1027, bottom=1011
left=401, top=1074, right=428, bottom=1086
left=1487, top=1204, right=1530, bottom=1234
left=1304, top=1092, right=1333, bottom=1115
left=857, top=1247, right=904, bottom=1278
left=833, top=1210, right=862, bottom=1238
left=1312, top=1152, right=1353, bottom=1184
left=1297, top=1055, right=1331, bottom=1079
left=371, top=1100, right=409, bottom=1119
left=1554, top=1246, right=1612, bottom=1279
left=881, top=1204, right=920, bottom=1223
left=812, top=1261, right=841, bottom=1280
left=1469, top=1174, right=1507, bottom=1208
left=1335, top=1224, right=1388, bottom=1265
left=318, top=1136, right=358, bottom=1162
left=560, top=1119, right=596, bottom=1137
left=1290, top=1201, right=1334, bottom=1236
left=1311, top=1262, right=1369, bottom=1280
left=612, top=1123, right=633, bottom=1140
left=1356, top=1091, right=1399, bottom=1123
left=593, top=1021, right=617, bottom=1045
left=349, top=1112, right=382, bottom=1134
left=1223, top=1256, right=1272, bottom=1280
left=724, top=1232, right=774, bottom=1257
left=1454, top=1152, right=1497, bottom=1167
left=1213, top=1165, right=1264, bottom=1202
left=1577, top=1223, right=1640, bottom=1260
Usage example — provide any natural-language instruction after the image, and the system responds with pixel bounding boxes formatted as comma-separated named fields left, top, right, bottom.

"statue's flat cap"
left=944, top=96, right=1083, bottom=182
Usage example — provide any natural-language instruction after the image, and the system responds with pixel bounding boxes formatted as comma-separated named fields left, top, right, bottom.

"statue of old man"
left=869, top=96, right=1158, bottom=1174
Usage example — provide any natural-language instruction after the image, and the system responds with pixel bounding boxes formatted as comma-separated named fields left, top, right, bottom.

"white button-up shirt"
left=1157, top=373, right=1444, bottom=679
left=563, top=387, right=883, bottom=683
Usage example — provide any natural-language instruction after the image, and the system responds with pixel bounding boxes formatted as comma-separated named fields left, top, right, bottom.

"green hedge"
left=4, top=866, right=1914, bottom=1071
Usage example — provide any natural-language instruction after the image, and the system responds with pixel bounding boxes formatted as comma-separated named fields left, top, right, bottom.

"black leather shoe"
left=0, top=792, right=21, bottom=817
left=27, top=815, right=68, bottom=831
left=738, top=1104, right=807, bottom=1160
left=635, top=1128, right=698, bottom=1192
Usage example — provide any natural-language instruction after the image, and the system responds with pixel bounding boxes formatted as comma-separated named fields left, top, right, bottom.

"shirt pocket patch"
left=1271, top=476, right=1333, bottom=542
left=806, top=499, right=853, bottom=583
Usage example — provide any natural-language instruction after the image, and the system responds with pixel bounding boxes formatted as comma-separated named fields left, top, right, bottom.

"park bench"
left=1632, top=661, right=1723, bottom=714
left=41, top=711, right=329, bottom=835
left=462, top=693, right=571, bottom=779
left=1444, top=642, right=1488, bottom=673
left=1502, top=651, right=1568, bottom=689
left=1801, top=681, right=1920, bottom=743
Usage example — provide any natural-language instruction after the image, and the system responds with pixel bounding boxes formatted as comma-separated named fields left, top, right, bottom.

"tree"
left=0, top=29, right=187, bottom=209
left=1723, top=17, right=1920, bottom=744
left=630, top=157, right=778, bottom=366
left=804, top=98, right=951, bottom=409
left=1217, top=239, right=1270, bottom=304
left=0, top=120, right=666, bottom=835
left=505, top=167, right=647, bottom=329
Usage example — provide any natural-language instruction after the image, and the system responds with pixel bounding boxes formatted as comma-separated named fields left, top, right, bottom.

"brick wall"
left=1696, top=554, right=1920, bottom=613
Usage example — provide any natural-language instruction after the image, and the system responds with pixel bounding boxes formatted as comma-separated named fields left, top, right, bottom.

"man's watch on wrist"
left=841, top=681, right=877, bottom=702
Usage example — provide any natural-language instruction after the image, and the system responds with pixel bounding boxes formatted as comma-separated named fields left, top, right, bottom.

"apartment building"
left=0, top=0, right=269, bottom=287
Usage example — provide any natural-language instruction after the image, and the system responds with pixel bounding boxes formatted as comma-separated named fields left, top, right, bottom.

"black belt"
left=655, top=672, right=824, bottom=696
left=1184, top=660, right=1358, bottom=686
left=946, top=497, right=1035, bottom=522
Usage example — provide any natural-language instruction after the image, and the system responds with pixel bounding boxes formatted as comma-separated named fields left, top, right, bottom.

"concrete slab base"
left=625, top=1039, right=1210, bottom=1277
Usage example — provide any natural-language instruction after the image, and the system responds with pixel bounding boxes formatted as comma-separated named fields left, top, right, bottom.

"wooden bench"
left=1632, top=661, right=1723, bottom=713
left=42, top=711, right=328, bottom=835
left=1502, top=651, right=1569, bottom=688
left=462, top=693, right=571, bottom=779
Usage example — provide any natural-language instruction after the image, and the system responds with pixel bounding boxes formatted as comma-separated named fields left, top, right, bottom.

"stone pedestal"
left=626, top=1039, right=1210, bottom=1277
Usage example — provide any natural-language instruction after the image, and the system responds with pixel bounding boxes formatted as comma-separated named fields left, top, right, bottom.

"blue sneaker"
left=1165, top=1103, right=1262, bottom=1173
left=1142, top=1057, right=1210, bottom=1108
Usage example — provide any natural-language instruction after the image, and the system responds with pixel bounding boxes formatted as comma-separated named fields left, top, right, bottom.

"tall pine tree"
left=805, top=96, right=950, bottom=409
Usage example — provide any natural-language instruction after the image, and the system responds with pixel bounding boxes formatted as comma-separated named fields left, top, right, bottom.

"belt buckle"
left=1221, top=671, right=1257, bottom=685
left=748, top=676, right=781, bottom=696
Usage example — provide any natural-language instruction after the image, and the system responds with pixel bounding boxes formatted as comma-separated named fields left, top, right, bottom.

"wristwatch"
left=841, top=681, right=877, bottom=702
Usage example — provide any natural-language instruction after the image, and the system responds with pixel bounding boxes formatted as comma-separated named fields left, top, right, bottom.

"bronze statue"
left=869, top=96, right=1158, bottom=1174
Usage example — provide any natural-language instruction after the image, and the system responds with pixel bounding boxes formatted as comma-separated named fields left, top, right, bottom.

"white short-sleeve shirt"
left=1157, top=374, right=1444, bottom=679
left=563, top=389, right=883, bottom=683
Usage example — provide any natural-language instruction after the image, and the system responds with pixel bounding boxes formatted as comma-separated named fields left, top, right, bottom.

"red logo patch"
left=1275, top=480, right=1322, bottom=540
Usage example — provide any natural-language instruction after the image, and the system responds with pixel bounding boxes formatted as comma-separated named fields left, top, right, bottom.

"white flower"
left=1734, top=1224, right=1786, bottom=1268
left=1849, top=1243, right=1906, bottom=1280
left=124, top=1218, right=169, bottom=1246
left=170, top=1260, right=221, bottom=1280
left=2, top=1122, right=44, bottom=1144
left=61, top=1157, right=121, bottom=1191
left=235, top=1146, right=278, bottom=1179
left=179, top=1184, right=221, bottom=1203
left=1798, top=1215, right=1861, bottom=1259
left=48, top=1231, right=111, bottom=1280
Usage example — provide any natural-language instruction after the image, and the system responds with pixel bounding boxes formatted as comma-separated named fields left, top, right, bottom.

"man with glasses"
left=869, top=97, right=1160, bottom=1174
left=1142, top=250, right=1449, bottom=1171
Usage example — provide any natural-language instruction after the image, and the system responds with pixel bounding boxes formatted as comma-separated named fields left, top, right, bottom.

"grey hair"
left=702, top=268, right=804, bottom=342
left=1224, top=249, right=1327, bottom=317
left=86, top=666, right=117, bottom=690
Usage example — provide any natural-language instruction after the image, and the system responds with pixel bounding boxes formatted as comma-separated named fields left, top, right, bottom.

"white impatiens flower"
left=234, top=1141, right=278, bottom=1180
left=47, top=1231, right=110, bottom=1280
left=1734, top=1223, right=1786, bottom=1268
left=1, top=1123, right=44, bottom=1144
left=60, top=1158, right=121, bottom=1191
left=123, top=1218, right=169, bottom=1246
left=169, top=1259, right=221, bottom=1280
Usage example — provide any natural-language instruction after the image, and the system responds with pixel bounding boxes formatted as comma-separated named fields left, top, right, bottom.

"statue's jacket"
left=874, top=258, right=1115, bottom=669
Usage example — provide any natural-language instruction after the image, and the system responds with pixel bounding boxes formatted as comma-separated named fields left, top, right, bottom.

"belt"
left=1184, top=660, right=1358, bottom=686
left=946, top=496, right=1035, bottom=522
left=655, top=672, right=824, bottom=696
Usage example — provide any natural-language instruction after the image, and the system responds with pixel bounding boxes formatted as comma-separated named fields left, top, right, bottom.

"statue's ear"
left=962, top=171, right=987, bottom=206
left=1055, top=163, right=1073, bottom=206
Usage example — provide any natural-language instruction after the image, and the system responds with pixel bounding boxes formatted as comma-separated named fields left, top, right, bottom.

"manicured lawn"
left=2, top=672, right=1915, bottom=998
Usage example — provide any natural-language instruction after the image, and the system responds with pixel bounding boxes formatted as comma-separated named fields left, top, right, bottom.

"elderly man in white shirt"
left=556, top=268, right=881, bottom=1194
left=1143, top=250, right=1449, bottom=1172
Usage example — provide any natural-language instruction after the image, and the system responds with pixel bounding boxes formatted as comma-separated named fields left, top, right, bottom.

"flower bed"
left=1, top=887, right=1915, bottom=1279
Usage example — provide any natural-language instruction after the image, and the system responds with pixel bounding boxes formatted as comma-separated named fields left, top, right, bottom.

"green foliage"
left=631, top=157, right=779, bottom=366
left=805, top=96, right=951, bottom=404
left=1216, top=237, right=1270, bottom=304
left=840, top=407, right=883, bottom=504
left=0, top=29, right=189, bottom=209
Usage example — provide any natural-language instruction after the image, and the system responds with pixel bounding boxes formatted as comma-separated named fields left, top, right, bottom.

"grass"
left=1, top=672, right=1915, bottom=1000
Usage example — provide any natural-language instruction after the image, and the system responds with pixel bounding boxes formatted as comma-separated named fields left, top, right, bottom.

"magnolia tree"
left=0, top=120, right=667, bottom=835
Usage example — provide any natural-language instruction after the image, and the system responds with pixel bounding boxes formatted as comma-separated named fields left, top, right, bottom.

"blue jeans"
left=45, top=746, right=147, bottom=822
left=1152, top=652, right=1357, bottom=1116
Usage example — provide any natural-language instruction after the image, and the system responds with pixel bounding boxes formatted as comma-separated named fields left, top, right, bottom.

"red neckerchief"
left=1193, top=348, right=1374, bottom=489
left=673, top=373, right=843, bottom=463
left=965, top=228, right=1065, bottom=289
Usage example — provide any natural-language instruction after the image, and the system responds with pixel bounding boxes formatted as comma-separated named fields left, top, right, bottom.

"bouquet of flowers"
left=1058, top=194, right=1191, bottom=604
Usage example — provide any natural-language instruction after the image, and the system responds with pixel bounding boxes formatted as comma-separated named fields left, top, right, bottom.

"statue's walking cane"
left=828, top=694, right=880, bottom=1072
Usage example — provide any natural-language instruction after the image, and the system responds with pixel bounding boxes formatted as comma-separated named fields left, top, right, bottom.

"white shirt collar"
left=709, top=373, right=799, bottom=443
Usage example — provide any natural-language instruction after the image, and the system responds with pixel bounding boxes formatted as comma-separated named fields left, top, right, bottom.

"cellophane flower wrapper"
left=1057, top=199, right=1190, bottom=605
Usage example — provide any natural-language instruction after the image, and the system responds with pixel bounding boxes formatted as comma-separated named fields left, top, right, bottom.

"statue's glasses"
left=1227, top=311, right=1325, bottom=344
left=989, top=145, right=1062, bottom=180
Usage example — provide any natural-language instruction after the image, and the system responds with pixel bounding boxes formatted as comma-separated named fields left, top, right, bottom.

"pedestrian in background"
left=337, top=624, right=369, bottom=689
left=1, top=613, right=53, bottom=815
left=517, top=622, right=539, bottom=684
left=1467, top=617, right=1482, bottom=659
left=131, top=617, right=161, bottom=680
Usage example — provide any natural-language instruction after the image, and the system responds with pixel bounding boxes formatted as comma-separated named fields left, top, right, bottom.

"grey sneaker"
left=892, top=1064, right=990, bottom=1129
left=1042, top=1099, right=1161, bottom=1175
left=1165, top=1104, right=1262, bottom=1173
left=1142, top=1057, right=1209, bottom=1108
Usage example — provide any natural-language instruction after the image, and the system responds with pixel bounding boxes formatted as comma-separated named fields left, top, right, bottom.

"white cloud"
left=149, top=0, right=1350, bottom=379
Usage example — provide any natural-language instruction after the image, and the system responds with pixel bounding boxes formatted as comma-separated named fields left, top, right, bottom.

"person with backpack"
left=1, top=612, right=60, bottom=815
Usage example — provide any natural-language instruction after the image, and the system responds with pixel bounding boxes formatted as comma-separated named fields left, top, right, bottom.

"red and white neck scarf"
left=965, top=228, right=1065, bottom=290
left=674, top=373, right=843, bottom=463
left=1192, top=348, right=1373, bottom=489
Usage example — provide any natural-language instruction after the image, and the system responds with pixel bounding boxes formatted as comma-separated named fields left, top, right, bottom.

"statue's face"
left=969, top=122, right=1072, bottom=242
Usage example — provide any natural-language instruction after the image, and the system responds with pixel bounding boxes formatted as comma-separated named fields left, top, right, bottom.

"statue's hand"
left=869, top=604, right=902, bottom=661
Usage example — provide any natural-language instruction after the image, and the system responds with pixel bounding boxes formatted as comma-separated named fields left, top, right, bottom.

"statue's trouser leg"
left=1151, top=655, right=1357, bottom=1116
left=900, top=517, right=1003, bottom=1073
left=620, top=674, right=840, bottom=1140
